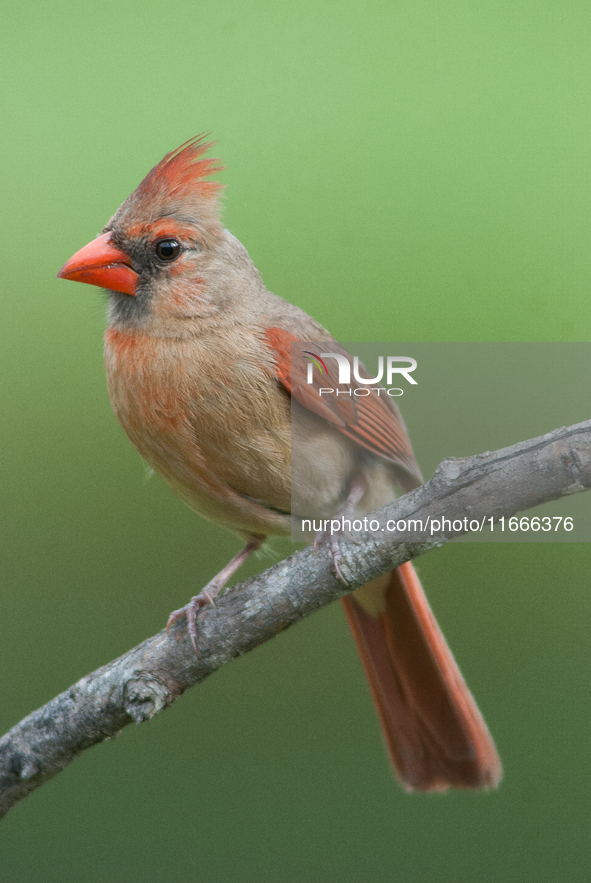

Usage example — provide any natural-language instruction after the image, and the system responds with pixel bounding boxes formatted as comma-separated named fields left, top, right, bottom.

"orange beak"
left=57, top=232, right=138, bottom=296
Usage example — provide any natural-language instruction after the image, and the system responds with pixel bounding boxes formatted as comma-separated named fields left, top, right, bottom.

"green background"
left=1, top=1, right=590, bottom=880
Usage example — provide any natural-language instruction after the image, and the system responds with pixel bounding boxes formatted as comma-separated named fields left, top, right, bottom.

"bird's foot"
left=166, top=584, right=219, bottom=655
left=313, top=477, right=367, bottom=585
left=314, top=528, right=351, bottom=584
left=166, top=537, right=265, bottom=655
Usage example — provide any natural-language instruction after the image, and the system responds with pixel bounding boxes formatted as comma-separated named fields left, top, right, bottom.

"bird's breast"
left=103, top=325, right=295, bottom=535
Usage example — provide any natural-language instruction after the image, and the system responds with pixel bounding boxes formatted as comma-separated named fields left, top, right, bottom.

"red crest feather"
left=135, top=136, right=224, bottom=204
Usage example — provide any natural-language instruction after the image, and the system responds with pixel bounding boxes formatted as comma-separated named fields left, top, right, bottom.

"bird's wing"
left=264, top=327, right=422, bottom=485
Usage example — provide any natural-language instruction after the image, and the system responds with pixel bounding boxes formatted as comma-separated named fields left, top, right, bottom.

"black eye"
left=155, top=239, right=182, bottom=262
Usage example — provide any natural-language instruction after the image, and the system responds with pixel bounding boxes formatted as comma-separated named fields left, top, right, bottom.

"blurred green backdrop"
left=1, top=1, right=590, bottom=880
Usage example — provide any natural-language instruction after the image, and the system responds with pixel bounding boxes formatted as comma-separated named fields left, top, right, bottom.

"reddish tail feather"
left=341, top=561, right=502, bottom=791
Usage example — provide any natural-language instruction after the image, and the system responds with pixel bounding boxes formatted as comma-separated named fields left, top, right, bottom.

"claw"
left=203, top=590, right=216, bottom=609
left=331, top=551, right=349, bottom=585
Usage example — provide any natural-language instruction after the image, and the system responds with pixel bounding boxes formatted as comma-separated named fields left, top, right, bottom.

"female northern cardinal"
left=58, top=138, right=501, bottom=791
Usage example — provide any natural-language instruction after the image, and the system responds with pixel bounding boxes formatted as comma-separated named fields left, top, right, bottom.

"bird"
left=58, top=137, right=502, bottom=792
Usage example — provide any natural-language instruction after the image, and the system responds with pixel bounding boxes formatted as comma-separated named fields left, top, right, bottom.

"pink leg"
left=167, top=537, right=265, bottom=653
left=314, top=476, right=366, bottom=584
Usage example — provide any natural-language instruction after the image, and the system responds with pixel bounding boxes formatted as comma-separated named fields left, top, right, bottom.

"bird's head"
left=58, top=138, right=235, bottom=330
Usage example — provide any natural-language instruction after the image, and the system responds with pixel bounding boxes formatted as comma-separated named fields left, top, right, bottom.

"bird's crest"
left=111, top=136, right=225, bottom=233
left=136, top=136, right=224, bottom=203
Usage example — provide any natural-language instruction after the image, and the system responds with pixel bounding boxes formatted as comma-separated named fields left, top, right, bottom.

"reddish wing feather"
left=264, top=327, right=422, bottom=483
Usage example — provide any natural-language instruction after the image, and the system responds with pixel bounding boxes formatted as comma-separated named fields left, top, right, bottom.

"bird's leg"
left=167, top=536, right=265, bottom=653
left=314, top=476, right=366, bottom=584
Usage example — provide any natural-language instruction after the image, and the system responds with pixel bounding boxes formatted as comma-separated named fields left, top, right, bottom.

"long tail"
left=340, top=561, right=502, bottom=791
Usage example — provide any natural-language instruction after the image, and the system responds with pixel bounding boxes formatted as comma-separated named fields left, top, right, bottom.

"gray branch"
left=2, top=419, right=591, bottom=819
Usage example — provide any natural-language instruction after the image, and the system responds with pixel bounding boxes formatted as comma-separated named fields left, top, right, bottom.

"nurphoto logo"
left=303, top=352, right=418, bottom=397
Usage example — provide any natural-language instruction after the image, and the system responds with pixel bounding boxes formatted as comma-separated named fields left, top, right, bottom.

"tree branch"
left=1, top=419, right=591, bottom=819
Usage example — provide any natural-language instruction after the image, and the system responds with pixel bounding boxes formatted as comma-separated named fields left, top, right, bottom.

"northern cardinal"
left=58, top=137, right=501, bottom=791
